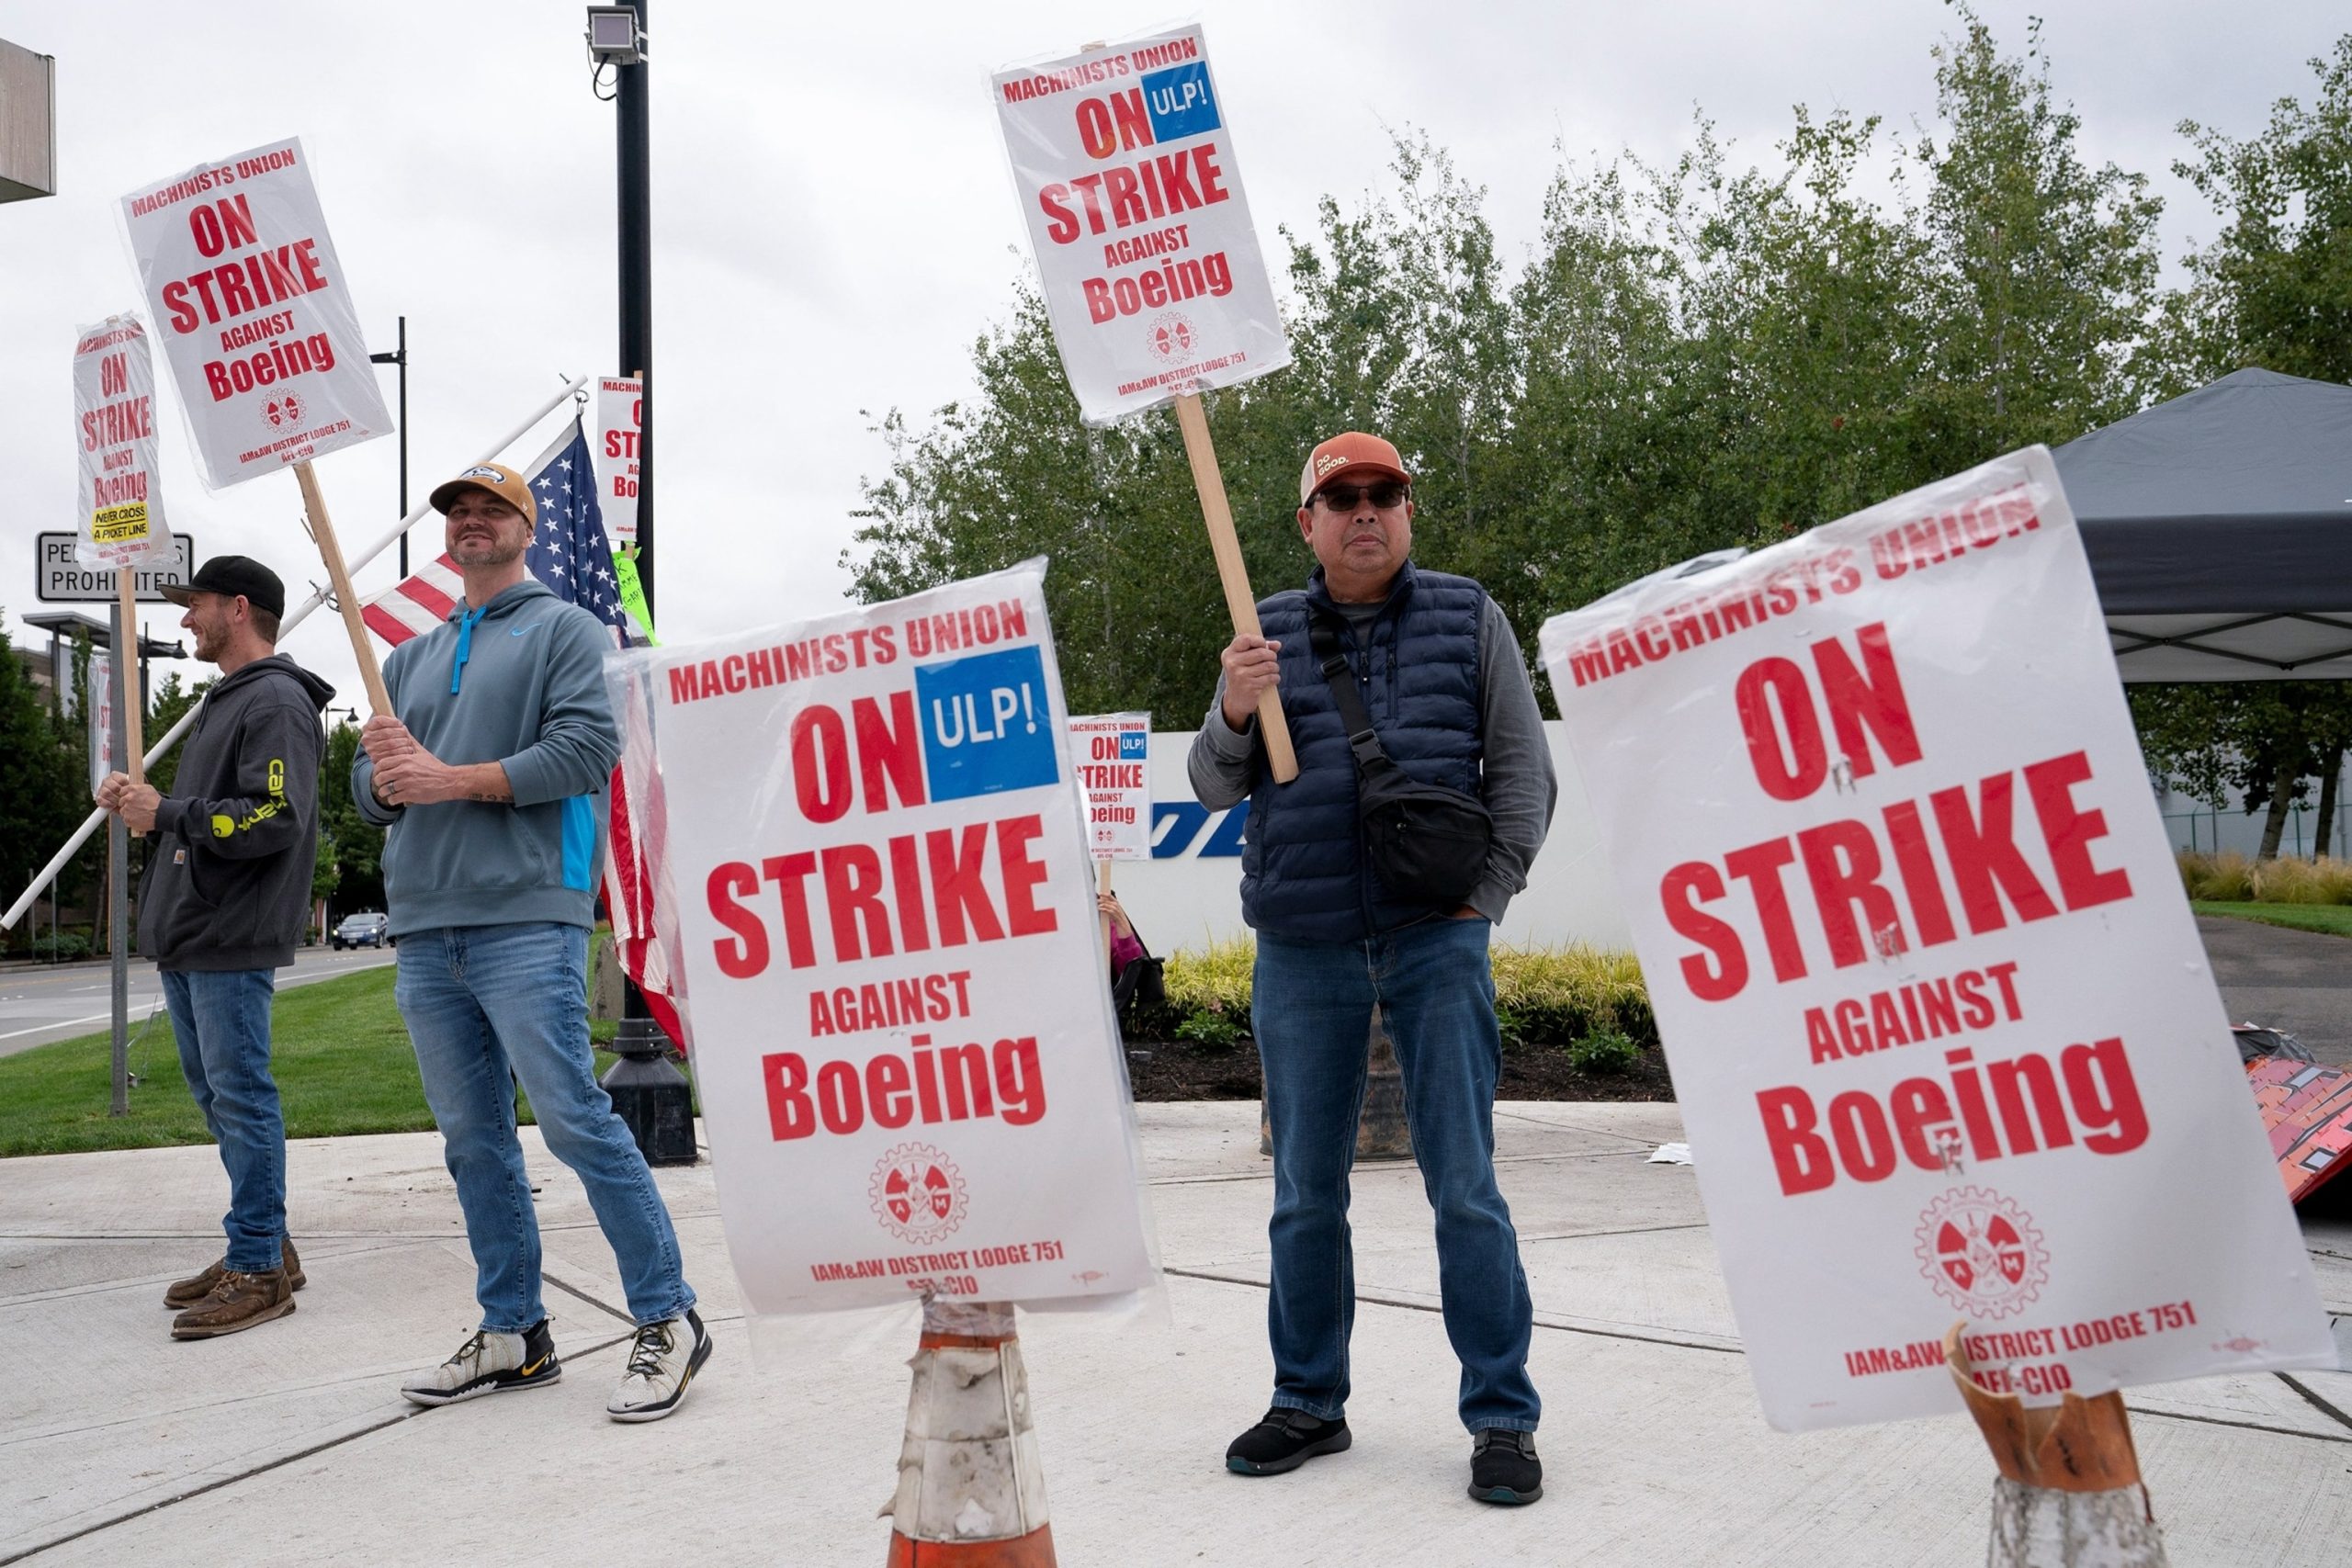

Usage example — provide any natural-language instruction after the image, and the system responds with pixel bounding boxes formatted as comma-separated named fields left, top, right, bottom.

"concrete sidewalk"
left=4, top=1104, right=2347, bottom=1566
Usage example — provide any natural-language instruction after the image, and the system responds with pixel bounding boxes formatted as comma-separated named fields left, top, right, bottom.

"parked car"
left=332, top=911, right=393, bottom=950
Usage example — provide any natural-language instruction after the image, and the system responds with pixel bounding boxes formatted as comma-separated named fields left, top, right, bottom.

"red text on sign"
left=762, top=1032, right=1046, bottom=1140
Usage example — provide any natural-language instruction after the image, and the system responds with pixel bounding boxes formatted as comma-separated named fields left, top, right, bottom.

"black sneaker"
left=401, top=1318, right=562, bottom=1406
left=1468, top=1428, right=1542, bottom=1505
left=1226, top=1407, right=1352, bottom=1475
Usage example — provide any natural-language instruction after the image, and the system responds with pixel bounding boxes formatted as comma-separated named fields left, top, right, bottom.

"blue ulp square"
left=1142, top=62, right=1220, bottom=142
left=914, top=646, right=1059, bottom=802
left=1118, top=730, right=1148, bottom=761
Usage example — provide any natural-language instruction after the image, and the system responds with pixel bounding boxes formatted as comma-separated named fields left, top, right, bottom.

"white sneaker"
left=401, top=1319, right=562, bottom=1406
left=607, top=1309, right=712, bottom=1422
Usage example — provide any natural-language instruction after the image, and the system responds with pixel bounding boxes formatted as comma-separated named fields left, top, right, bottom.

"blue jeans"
left=1252, top=918, right=1540, bottom=1434
left=396, top=923, right=695, bottom=1332
left=162, top=968, right=287, bottom=1273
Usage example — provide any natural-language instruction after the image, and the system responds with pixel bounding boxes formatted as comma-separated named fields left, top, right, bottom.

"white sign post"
left=596, top=377, right=642, bottom=547
left=993, top=27, right=1297, bottom=782
left=121, top=138, right=393, bottom=712
left=1539, top=446, right=2335, bottom=1432
left=620, top=564, right=1158, bottom=1314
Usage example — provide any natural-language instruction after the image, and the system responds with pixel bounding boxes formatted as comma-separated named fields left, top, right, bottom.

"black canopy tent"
left=2054, top=367, right=2352, bottom=682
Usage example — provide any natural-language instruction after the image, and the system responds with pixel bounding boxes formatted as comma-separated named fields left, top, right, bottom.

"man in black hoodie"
left=97, top=556, right=335, bottom=1340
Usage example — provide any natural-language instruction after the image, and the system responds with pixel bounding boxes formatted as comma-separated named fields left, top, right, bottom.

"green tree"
left=313, top=720, right=384, bottom=916
left=0, top=622, right=96, bottom=955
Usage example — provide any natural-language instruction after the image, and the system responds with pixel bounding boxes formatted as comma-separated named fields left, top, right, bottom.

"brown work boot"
left=171, top=1267, right=296, bottom=1339
left=164, top=1236, right=304, bottom=1308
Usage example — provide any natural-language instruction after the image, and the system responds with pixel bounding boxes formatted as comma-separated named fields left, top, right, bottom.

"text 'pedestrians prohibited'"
left=37, top=532, right=196, bottom=602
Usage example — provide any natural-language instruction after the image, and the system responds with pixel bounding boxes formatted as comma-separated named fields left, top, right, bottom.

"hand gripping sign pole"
left=120, top=137, right=397, bottom=714
left=994, top=26, right=1298, bottom=782
left=3, top=376, right=594, bottom=934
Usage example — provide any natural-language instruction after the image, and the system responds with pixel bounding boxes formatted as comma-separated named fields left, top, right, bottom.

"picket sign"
left=1538, top=446, right=2334, bottom=1432
left=596, top=377, right=643, bottom=547
left=616, top=563, right=1158, bottom=1314
left=121, top=137, right=393, bottom=713
left=74, top=314, right=175, bottom=797
left=994, top=27, right=1296, bottom=782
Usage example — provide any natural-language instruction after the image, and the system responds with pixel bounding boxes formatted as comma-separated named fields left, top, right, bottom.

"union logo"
left=869, top=1143, right=968, bottom=1245
left=263, top=393, right=305, bottom=429
left=1146, top=310, right=1194, bottom=362
left=1914, top=1185, right=2048, bottom=1319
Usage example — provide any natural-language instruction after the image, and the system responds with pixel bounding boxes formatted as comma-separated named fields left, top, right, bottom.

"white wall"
left=1104, top=724, right=1630, bottom=954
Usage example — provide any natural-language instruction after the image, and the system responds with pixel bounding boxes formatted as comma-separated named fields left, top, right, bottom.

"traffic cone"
left=1943, top=1324, right=2169, bottom=1567
left=882, top=1301, right=1055, bottom=1566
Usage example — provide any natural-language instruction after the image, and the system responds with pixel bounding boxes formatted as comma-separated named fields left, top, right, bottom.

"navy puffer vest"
left=1241, top=560, right=1486, bottom=942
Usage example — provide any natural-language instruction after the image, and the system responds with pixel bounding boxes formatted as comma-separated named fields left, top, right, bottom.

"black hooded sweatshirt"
left=136, top=653, right=336, bottom=971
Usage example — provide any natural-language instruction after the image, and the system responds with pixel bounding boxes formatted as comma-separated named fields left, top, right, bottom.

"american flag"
left=361, top=417, right=685, bottom=1048
left=361, top=421, right=628, bottom=644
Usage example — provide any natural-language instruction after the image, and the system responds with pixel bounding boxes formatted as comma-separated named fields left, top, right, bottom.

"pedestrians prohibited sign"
left=992, top=25, right=1289, bottom=422
left=611, top=563, right=1159, bottom=1314
left=1538, top=446, right=2335, bottom=1431
left=37, top=532, right=195, bottom=603
left=121, top=137, right=390, bottom=488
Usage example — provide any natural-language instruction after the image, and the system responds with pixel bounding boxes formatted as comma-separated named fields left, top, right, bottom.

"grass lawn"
left=0, top=966, right=636, bottom=1159
left=2191, top=900, right=2352, bottom=939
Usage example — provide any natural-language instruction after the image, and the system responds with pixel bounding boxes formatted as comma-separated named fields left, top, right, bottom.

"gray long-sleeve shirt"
left=1188, top=592, right=1556, bottom=922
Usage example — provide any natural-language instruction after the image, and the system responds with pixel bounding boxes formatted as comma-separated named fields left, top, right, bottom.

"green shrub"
left=1134, top=939, right=1653, bottom=1051
left=29, top=932, right=92, bottom=962
left=1566, top=1027, right=1640, bottom=1075
left=2246, top=855, right=2352, bottom=906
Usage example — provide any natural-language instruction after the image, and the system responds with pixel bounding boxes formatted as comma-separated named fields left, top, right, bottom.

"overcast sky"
left=3, top=0, right=2344, bottom=750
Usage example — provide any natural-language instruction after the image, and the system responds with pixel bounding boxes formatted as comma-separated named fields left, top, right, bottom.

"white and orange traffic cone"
left=882, top=1301, right=1055, bottom=1566
left=1944, top=1325, right=2169, bottom=1567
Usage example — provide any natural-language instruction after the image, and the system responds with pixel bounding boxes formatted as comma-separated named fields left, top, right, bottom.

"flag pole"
left=294, top=461, right=393, bottom=715
left=1173, top=389, right=1297, bottom=783
left=2, top=375, right=594, bottom=931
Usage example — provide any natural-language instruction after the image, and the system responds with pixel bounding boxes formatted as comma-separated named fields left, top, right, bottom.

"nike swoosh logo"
left=510, top=624, right=538, bottom=637
left=519, top=1356, right=548, bottom=1375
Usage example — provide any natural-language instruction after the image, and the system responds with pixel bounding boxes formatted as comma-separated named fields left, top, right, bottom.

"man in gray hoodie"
left=355, top=460, right=708, bottom=1423
left=98, top=554, right=334, bottom=1340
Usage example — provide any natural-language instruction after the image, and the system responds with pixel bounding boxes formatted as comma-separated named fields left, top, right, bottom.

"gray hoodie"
left=138, top=653, right=335, bottom=971
left=354, top=579, right=618, bottom=935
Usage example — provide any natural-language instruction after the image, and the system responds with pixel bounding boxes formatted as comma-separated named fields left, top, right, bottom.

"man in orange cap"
left=1191, top=432, right=1556, bottom=1505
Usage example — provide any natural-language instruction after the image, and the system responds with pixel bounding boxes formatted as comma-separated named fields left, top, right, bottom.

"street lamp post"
left=586, top=2, right=694, bottom=1165
left=368, top=317, right=410, bottom=576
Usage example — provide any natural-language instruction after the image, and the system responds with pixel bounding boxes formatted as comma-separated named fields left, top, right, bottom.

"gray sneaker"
left=401, top=1318, right=561, bottom=1406
left=606, top=1309, right=712, bottom=1422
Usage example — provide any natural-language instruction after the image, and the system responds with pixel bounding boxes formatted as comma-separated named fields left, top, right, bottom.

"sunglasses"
left=1315, top=480, right=1410, bottom=512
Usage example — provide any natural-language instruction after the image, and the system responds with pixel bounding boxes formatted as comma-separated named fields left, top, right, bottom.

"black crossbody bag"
left=1307, top=610, right=1495, bottom=908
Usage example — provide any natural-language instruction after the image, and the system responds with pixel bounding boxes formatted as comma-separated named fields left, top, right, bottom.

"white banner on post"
left=618, top=563, right=1158, bottom=1314
left=992, top=26, right=1289, bottom=423
left=73, top=317, right=174, bottom=568
left=1069, top=712, right=1151, bottom=860
left=121, top=138, right=390, bottom=488
left=1538, top=446, right=2334, bottom=1431
left=596, top=377, right=641, bottom=546
left=87, top=651, right=114, bottom=794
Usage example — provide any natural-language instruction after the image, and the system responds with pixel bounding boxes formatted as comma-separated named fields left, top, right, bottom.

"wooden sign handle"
left=1172, top=391, right=1298, bottom=784
left=293, top=461, right=394, bottom=716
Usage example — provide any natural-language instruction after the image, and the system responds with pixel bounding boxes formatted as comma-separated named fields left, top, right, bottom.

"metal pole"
left=618, top=0, right=651, bottom=614
left=107, top=598, right=130, bottom=1118
left=370, top=316, right=411, bottom=576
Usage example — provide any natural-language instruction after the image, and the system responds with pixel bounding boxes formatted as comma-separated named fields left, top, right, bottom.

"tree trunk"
left=2257, top=766, right=2299, bottom=861
left=2316, top=750, right=2343, bottom=859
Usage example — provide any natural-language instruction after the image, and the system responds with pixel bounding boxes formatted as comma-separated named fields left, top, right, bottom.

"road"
left=0, top=945, right=397, bottom=1060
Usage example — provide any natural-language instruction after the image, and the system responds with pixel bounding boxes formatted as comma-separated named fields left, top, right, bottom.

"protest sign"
left=72, top=317, right=172, bottom=568
left=1069, top=712, right=1150, bottom=860
left=992, top=26, right=1298, bottom=779
left=87, top=650, right=113, bottom=794
left=121, top=137, right=393, bottom=712
left=617, top=563, right=1158, bottom=1314
left=1538, top=446, right=2335, bottom=1431
left=120, top=138, right=389, bottom=488
left=596, top=377, right=641, bottom=546
left=993, top=26, right=1287, bottom=422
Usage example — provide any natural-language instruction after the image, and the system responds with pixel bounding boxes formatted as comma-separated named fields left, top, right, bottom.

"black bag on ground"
left=1308, top=610, right=1494, bottom=908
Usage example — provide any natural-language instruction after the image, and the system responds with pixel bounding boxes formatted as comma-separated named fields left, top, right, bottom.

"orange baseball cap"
left=1298, top=432, right=1411, bottom=504
left=428, top=463, right=538, bottom=525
